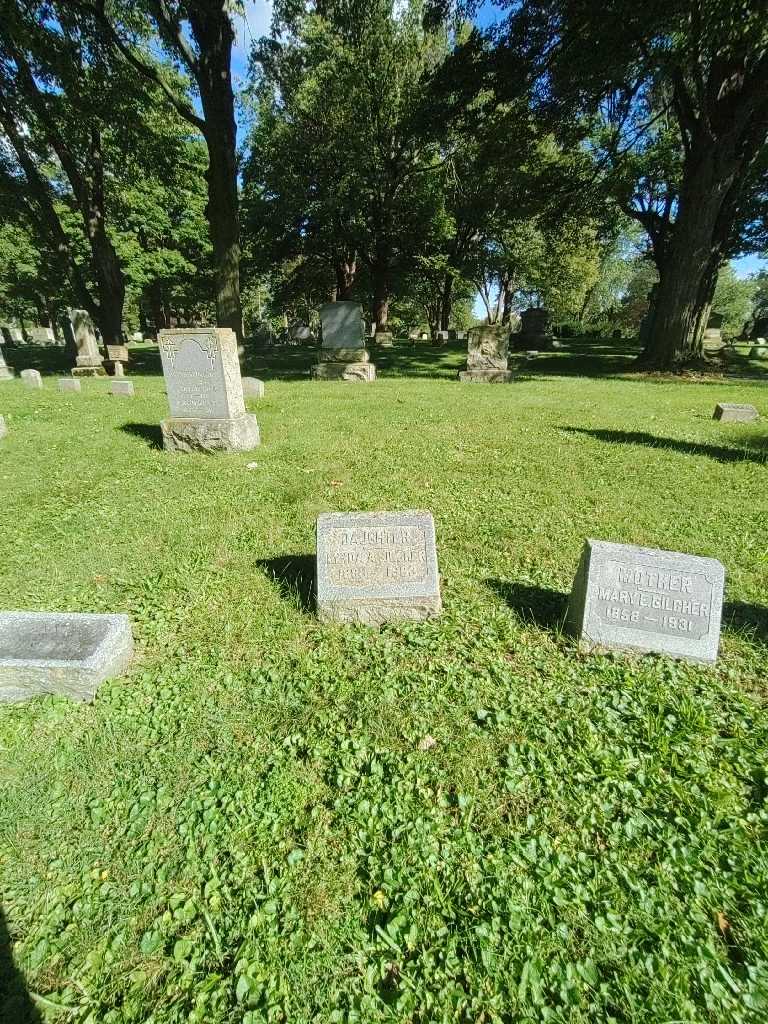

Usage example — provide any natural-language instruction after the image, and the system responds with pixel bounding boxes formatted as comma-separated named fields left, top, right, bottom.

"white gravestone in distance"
left=20, top=369, right=43, bottom=389
left=713, top=403, right=759, bottom=423
left=58, top=378, right=82, bottom=393
left=0, top=414, right=6, bottom=439
left=110, top=380, right=134, bottom=397
left=316, top=510, right=442, bottom=625
left=312, top=301, right=376, bottom=381
left=0, top=341, right=14, bottom=381
left=566, top=539, right=725, bottom=664
left=242, top=377, right=265, bottom=399
left=158, top=327, right=260, bottom=453
left=70, top=309, right=106, bottom=377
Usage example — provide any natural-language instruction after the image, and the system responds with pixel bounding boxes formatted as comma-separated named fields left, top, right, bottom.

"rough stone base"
left=312, top=361, right=376, bottom=382
left=318, top=348, right=369, bottom=363
left=0, top=610, right=133, bottom=703
left=72, top=365, right=107, bottom=378
left=161, top=413, right=260, bottom=453
left=458, top=369, right=514, bottom=383
left=317, top=595, right=442, bottom=627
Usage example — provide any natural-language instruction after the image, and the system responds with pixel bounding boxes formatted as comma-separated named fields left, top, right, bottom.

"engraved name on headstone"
left=316, top=510, right=441, bottom=625
left=157, top=327, right=259, bottom=452
left=566, top=539, right=725, bottom=664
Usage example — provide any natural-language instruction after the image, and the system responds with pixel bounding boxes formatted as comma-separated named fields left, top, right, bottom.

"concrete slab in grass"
left=713, top=402, right=759, bottom=423
left=0, top=611, right=133, bottom=702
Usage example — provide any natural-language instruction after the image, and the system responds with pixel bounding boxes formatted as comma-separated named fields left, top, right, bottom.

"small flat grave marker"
left=0, top=610, right=133, bottom=702
left=242, top=377, right=265, bottom=399
left=316, top=510, right=442, bottom=625
left=566, top=539, right=725, bottom=664
left=58, top=378, right=82, bottom=393
left=110, top=380, right=135, bottom=397
left=713, top=402, right=759, bottom=423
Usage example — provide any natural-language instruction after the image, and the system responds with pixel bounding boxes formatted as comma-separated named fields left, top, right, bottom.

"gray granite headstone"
left=242, top=377, right=265, bottom=399
left=713, top=403, right=759, bottom=423
left=158, top=327, right=260, bottom=452
left=58, top=378, right=82, bottom=393
left=316, top=510, right=442, bottom=625
left=21, top=369, right=43, bottom=389
left=0, top=610, right=133, bottom=702
left=110, top=380, right=135, bottom=397
left=566, top=539, right=725, bottom=664
left=313, top=302, right=376, bottom=382
left=28, top=326, right=55, bottom=346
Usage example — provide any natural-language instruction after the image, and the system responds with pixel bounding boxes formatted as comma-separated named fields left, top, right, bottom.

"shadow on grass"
left=723, top=601, right=768, bottom=645
left=486, top=579, right=568, bottom=630
left=1, top=906, right=41, bottom=1023
left=120, top=422, right=163, bottom=450
left=562, top=427, right=768, bottom=465
left=257, top=555, right=315, bottom=613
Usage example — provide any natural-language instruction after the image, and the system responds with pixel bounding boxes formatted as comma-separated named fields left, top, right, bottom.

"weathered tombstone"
left=0, top=342, right=15, bottom=381
left=435, top=330, right=449, bottom=345
left=0, top=610, right=133, bottom=702
left=105, top=343, right=130, bottom=377
left=316, top=510, right=442, bottom=625
left=27, top=326, right=55, bottom=346
left=1, top=325, right=22, bottom=345
left=20, top=369, right=43, bottom=389
left=458, top=324, right=514, bottom=383
left=289, top=322, right=312, bottom=343
left=702, top=313, right=726, bottom=356
left=312, top=301, right=376, bottom=381
left=713, top=402, right=759, bottom=423
left=158, top=327, right=260, bottom=452
left=70, top=309, right=106, bottom=377
left=514, top=307, right=553, bottom=351
left=375, top=330, right=394, bottom=348
left=58, top=378, right=82, bottom=393
left=566, top=539, right=725, bottom=664
left=0, top=414, right=6, bottom=439
left=242, top=377, right=265, bottom=399
left=110, top=379, right=135, bottom=397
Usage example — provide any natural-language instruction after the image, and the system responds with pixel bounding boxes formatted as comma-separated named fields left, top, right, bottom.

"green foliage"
left=711, top=267, right=757, bottom=338
left=1, top=345, right=768, bottom=1021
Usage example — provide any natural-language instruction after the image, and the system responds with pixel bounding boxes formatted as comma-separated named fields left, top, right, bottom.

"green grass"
left=1, top=339, right=767, bottom=1023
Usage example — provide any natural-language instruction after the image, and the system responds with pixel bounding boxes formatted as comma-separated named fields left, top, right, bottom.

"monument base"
left=317, top=595, right=442, bottom=627
left=318, top=348, right=369, bottom=363
left=312, top=361, right=376, bottom=382
left=72, top=366, right=107, bottom=378
left=458, top=369, right=514, bottom=383
left=161, top=413, right=260, bottom=454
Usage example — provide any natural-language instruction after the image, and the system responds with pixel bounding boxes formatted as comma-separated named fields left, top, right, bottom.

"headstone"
left=312, top=302, right=376, bottom=382
left=0, top=343, right=15, bottom=381
left=748, top=345, right=768, bottom=360
left=1, top=325, right=23, bottom=345
left=316, top=510, right=442, bottom=625
left=435, top=330, right=449, bottom=345
left=566, top=539, right=725, bottom=664
left=713, top=402, right=759, bottom=423
left=0, top=610, right=133, bottom=702
left=20, top=369, right=43, bottom=389
left=375, top=331, right=394, bottom=348
left=130, top=331, right=144, bottom=343
left=242, top=377, right=265, bottom=399
left=459, top=324, right=514, bottom=383
left=0, top=414, right=6, bottom=439
left=27, top=326, right=55, bottom=346
left=289, top=323, right=312, bottom=342
left=106, top=344, right=129, bottom=362
left=70, top=309, right=106, bottom=377
left=158, top=327, right=260, bottom=453
left=514, top=307, right=553, bottom=351
left=59, top=378, right=82, bottom=393
left=109, top=360, right=125, bottom=377
left=110, top=380, right=134, bottom=397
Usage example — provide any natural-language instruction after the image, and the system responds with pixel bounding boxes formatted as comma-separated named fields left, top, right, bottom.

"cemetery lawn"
left=2, top=340, right=768, bottom=1024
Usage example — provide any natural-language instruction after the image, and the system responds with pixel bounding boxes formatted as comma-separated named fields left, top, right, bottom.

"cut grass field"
left=1, top=338, right=767, bottom=1023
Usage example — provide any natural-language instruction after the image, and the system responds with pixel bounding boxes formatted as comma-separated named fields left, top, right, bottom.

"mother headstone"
left=158, top=327, right=260, bottom=453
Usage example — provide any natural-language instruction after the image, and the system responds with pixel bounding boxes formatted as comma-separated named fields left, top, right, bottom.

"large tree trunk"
left=439, top=271, right=453, bottom=332
left=87, top=129, right=125, bottom=345
left=372, top=260, right=390, bottom=330
left=640, top=143, right=746, bottom=368
left=191, top=8, right=242, bottom=341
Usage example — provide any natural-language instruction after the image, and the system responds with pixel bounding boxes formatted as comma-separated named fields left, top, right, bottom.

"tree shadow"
left=723, top=601, right=768, bottom=646
left=120, top=422, right=163, bottom=450
left=486, top=579, right=569, bottom=630
left=257, top=555, right=315, bottom=613
left=562, top=427, right=768, bottom=466
left=1, top=906, right=42, bottom=1023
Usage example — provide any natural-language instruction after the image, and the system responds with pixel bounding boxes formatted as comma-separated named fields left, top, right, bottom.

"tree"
left=84, top=0, right=243, bottom=338
left=492, top=0, right=768, bottom=368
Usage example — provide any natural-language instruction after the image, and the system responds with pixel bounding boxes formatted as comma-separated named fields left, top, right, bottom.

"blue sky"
left=230, top=1, right=765, bottom=282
